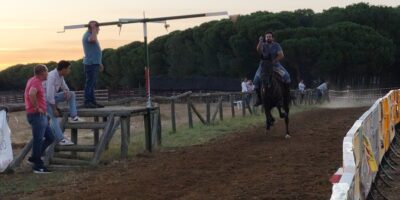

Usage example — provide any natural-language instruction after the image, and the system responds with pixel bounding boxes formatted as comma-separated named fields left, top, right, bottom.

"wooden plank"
left=144, top=109, right=152, bottom=152
left=55, top=145, right=97, bottom=152
left=127, top=117, right=131, bottom=143
left=187, top=96, right=193, bottom=128
left=91, top=114, right=114, bottom=165
left=6, top=139, right=33, bottom=173
left=51, top=158, right=91, bottom=166
left=211, top=98, right=222, bottom=122
left=64, top=122, right=107, bottom=129
left=120, top=116, right=130, bottom=159
left=71, top=128, right=78, bottom=157
left=105, top=117, right=121, bottom=152
left=151, top=111, right=159, bottom=148
left=43, top=143, right=56, bottom=166
left=171, top=99, right=176, bottom=133
left=229, top=94, right=235, bottom=118
left=94, top=117, right=99, bottom=145
left=190, top=103, right=206, bottom=124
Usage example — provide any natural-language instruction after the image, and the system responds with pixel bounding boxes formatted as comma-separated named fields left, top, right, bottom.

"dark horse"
left=260, top=60, right=291, bottom=139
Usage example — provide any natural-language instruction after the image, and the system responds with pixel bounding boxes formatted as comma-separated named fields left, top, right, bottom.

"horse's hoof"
left=285, top=134, right=291, bottom=139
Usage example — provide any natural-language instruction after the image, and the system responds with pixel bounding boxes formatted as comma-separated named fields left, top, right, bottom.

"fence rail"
left=330, top=89, right=400, bottom=199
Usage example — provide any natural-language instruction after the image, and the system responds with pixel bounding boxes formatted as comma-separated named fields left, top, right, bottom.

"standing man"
left=253, top=31, right=291, bottom=106
left=25, top=65, right=54, bottom=173
left=298, top=80, right=306, bottom=104
left=316, top=81, right=329, bottom=103
left=241, top=77, right=248, bottom=93
left=45, top=60, right=83, bottom=146
left=82, top=20, right=104, bottom=108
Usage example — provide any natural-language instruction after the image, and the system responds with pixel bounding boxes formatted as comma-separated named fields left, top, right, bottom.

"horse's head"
left=260, top=60, right=274, bottom=76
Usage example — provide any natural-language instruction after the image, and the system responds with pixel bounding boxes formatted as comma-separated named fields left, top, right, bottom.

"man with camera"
left=82, top=20, right=105, bottom=108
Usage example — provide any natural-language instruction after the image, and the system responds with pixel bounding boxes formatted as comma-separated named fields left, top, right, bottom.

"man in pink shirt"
left=25, top=64, right=54, bottom=174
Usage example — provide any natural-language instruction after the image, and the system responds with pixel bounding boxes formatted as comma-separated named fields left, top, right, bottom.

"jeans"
left=27, top=113, right=55, bottom=168
left=253, top=61, right=291, bottom=89
left=47, top=91, right=78, bottom=142
left=84, top=64, right=100, bottom=104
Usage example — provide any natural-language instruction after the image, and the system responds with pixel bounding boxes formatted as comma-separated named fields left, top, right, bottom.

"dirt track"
left=2, top=107, right=366, bottom=200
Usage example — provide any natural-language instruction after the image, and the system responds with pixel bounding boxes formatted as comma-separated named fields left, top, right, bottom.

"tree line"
left=0, top=3, right=399, bottom=91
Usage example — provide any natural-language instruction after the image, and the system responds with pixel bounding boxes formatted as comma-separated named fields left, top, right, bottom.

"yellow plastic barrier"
left=331, top=89, right=400, bottom=200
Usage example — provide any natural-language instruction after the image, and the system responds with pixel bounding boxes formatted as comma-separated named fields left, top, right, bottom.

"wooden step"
left=64, top=122, right=107, bottom=129
left=55, top=145, right=96, bottom=152
left=50, top=157, right=92, bottom=166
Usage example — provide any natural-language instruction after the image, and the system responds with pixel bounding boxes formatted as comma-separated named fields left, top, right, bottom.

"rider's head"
left=265, top=31, right=274, bottom=44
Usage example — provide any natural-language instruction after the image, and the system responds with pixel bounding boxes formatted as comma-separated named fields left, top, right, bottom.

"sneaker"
left=58, top=138, right=74, bottom=146
left=33, top=166, right=52, bottom=174
left=84, top=102, right=98, bottom=108
left=69, top=116, right=85, bottom=123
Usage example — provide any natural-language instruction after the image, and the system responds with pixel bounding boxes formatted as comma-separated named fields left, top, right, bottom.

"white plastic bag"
left=0, top=110, right=13, bottom=172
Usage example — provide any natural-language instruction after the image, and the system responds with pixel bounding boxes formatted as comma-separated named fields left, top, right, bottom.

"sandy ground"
left=2, top=107, right=366, bottom=200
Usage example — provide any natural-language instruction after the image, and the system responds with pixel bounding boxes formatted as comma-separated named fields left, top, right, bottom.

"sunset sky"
left=0, top=0, right=398, bottom=70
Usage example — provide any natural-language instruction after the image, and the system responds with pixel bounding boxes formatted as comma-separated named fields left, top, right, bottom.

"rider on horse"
left=253, top=31, right=291, bottom=106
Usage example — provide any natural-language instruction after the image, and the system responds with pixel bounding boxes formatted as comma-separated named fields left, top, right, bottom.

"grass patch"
left=0, top=104, right=316, bottom=196
left=0, top=172, right=74, bottom=195
left=162, top=104, right=316, bottom=147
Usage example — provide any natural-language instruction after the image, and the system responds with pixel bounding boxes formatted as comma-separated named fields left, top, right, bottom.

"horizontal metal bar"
left=206, top=11, right=228, bottom=17
left=64, top=24, right=86, bottom=30
left=63, top=11, right=228, bottom=30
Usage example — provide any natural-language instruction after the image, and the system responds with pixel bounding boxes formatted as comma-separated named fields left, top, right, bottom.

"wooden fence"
left=4, top=101, right=161, bottom=171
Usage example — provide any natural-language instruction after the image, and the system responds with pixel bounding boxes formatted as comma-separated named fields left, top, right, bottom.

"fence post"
left=242, top=94, right=246, bottom=117
left=120, top=115, right=129, bottom=159
left=219, top=96, right=223, bottom=121
left=144, top=108, right=153, bottom=152
left=71, top=128, right=78, bottom=157
left=206, top=97, right=211, bottom=124
left=187, top=95, right=193, bottom=128
left=171, top=99, right=176, bottom=132
left=94, top=117, right=99, bottom=145
left=157, top=108, right=162, bottom=146
left=229, top=94, right=235, bottom=118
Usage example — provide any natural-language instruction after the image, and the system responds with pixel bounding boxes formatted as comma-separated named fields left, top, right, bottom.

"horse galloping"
left=260, top=60, right=291, bottom=139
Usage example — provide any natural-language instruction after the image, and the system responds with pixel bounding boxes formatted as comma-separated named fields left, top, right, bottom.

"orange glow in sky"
left=0, top=0, right=398, bottom=70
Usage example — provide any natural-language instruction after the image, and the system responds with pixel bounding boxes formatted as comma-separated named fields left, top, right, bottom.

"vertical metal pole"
left=144, top=22, right=152, bottom=108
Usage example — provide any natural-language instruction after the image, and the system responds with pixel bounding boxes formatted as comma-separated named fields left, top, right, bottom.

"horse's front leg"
left=277, top=107, right=287, bottom=118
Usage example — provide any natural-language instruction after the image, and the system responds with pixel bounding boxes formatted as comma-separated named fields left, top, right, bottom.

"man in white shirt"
left=45, top=60, right=83, bottom=146
left=316, top=81, right=329, bottom=102
left=298, top=80, right=306, bottom=104
left=241, top=78, right=248, bottom=93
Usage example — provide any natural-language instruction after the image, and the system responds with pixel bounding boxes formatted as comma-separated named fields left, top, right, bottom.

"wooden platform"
left=6, top=106, right=161, bottom=172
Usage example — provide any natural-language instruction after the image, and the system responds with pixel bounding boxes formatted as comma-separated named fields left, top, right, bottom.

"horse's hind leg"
left=277, top=107, right=287, bottom=118
left=283, top=101, right=290, bottom=139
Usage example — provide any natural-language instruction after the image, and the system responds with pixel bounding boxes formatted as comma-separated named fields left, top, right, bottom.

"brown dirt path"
left=2, top=107, right=366, bottom=200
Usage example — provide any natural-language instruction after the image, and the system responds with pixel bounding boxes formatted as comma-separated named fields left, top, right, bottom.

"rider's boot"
left=253, top=88, right=262, bottom=107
